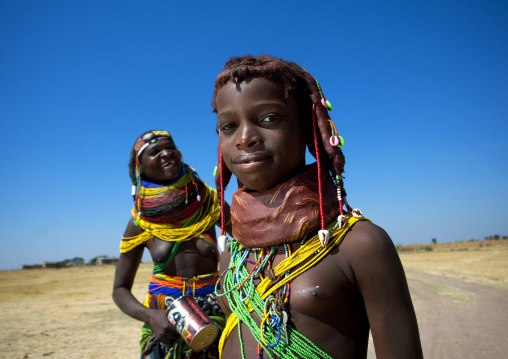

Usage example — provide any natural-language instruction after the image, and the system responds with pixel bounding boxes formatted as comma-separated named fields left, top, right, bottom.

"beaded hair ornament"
left=134, top=130, right=172, bottom=162
left=213, top=56, right=363, bottom=251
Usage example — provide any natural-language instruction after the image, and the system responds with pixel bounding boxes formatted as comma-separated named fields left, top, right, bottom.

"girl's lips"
left=233, top=153, right=272, bottom=172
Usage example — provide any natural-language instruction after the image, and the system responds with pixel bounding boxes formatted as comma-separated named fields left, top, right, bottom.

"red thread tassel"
left=311, top=103, right=325, bottom=230
left=219, top=149, right=226, bottom=236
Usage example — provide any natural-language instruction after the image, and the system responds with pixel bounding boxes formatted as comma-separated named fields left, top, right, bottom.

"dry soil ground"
left=1, top=240, right=507, bottom=359
left=367, top=239, right=508, bottom=358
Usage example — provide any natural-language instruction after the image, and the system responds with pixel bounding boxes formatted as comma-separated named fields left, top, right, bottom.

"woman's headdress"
left=131, top=130, right=172, bottom=196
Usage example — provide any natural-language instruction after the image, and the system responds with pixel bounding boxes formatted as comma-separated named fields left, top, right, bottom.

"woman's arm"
left=112, top=218, right=178, bottom=343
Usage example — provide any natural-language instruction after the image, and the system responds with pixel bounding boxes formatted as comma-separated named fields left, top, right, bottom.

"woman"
left=113, top=130, right=229, bottom=359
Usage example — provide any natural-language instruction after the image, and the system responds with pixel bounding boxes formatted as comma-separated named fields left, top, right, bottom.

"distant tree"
left=70, top=257, right=85, bottom=266
left=493, top=234, right=500, bottom=240
left=89, top=255, right=108, bottom=265
left=431, top=238, right=437, bottom=244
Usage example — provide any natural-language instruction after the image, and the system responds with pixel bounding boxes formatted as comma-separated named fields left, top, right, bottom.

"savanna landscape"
left=1, top=239, right=507, bottom=359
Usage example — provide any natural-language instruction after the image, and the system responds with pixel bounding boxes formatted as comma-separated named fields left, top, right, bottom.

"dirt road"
left=1, top=259, right=506, bottom=358
left=368, top=270, right=508, bottom=358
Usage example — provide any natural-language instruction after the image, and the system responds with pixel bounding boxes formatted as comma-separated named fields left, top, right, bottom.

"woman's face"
left=139, top=138, right=183, bottom=183
left=216, top=77, right=306, bottom=191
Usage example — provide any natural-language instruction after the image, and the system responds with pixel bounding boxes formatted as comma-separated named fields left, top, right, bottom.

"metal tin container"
left=167, top=295, right=219, bottom=351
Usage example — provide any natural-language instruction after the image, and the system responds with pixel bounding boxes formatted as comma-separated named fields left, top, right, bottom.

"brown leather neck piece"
left=231, top=163, right=339, bottom=248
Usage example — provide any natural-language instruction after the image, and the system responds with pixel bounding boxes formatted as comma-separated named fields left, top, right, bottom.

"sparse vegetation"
left=396, top=235, right=508, bottom=254
left=88, top=255, right=109, bottom=265
left=483, top=234, right=508, bottom=241
left=66, top=257, right=85, bottom=266
left=398, top=239, right=508, bottom=291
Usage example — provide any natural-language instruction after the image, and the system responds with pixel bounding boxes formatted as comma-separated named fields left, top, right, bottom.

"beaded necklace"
left=120, top=166, right=220, bottom=253
left=136, top=165, right=201, bottom=223
left=216, top=213, right=368, bottom=358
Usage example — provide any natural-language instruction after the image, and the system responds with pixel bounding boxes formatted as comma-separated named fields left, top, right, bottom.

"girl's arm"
left=346, top=221, right=424, bottom=359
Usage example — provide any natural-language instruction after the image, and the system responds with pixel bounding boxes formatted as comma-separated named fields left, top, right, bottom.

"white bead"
left=352, top=208, right=363, bottom=218
left=218, top=235, right=229, bottom=253
left=318, top=230, right=330, bottom=247
left=197, top=195, right=201, bottom=202
left=131, top=185, right=136, bottom=196
left=338, top=215, right=347, bottom=228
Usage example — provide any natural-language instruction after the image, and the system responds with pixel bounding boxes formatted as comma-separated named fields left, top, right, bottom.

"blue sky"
left=1, top=0, right=507, bottom=270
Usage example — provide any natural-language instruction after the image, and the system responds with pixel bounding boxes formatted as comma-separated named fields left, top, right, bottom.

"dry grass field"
left=0, top=239, right=506, bottom=358
left=0, top=263, right=153, bottom=359
left=397, top=239, right=508, bottom=291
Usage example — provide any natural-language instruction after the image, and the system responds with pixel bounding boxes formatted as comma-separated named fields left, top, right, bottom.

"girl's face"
left=216, top=77, right=306, bottom=191
left=139, top=138, right=183, bottom=183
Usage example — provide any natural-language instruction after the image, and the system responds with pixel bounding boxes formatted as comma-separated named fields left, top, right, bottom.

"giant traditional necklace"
left=120, top=165, right=220, bottom=253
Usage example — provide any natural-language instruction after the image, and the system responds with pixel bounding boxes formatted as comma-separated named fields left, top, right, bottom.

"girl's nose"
left=236, top=123, right=262, bottom=148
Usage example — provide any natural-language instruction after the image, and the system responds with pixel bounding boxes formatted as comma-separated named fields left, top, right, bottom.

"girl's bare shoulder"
left=337, top=219, right=400, bottom=270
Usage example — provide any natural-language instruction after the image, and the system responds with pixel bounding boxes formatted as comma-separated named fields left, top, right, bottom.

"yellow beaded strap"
left=137, top=169, right=193, bottom=201
left=219, top=213, right=369, bottom=355
left=120, top=185, right=220, bottom=253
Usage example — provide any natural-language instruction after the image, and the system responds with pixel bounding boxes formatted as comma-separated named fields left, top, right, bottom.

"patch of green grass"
left=406, top=274, right=477, bottom=303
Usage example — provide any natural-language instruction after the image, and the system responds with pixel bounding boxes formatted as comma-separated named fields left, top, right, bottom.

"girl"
left=213, top=55, right=423, bottom=359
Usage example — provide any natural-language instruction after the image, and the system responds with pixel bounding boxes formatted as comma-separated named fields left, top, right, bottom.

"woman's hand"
left=114, top=228, right=179, bottom=344
left=147, top=309, right=180, bottom=344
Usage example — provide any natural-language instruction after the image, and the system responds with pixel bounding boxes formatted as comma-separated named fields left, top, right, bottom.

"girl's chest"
left=235, top=246, right=359, bottom=321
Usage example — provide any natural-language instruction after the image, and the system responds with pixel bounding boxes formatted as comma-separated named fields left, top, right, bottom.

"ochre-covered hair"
left=212, top=55, right=361, bottom=240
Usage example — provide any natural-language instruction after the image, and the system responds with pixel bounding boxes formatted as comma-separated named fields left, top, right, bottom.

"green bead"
left=326, top=100, right=332, bottom=111
left=134, top=220, right=139, bottom=226
left=338, top=135, right=345, bottom=147
left=213, top=165, right=218, bottom=177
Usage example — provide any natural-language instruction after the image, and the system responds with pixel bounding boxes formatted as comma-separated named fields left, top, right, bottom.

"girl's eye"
left=219, top=122, right=236, bottom=132
left=260, top=114, right=281, bottom=125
